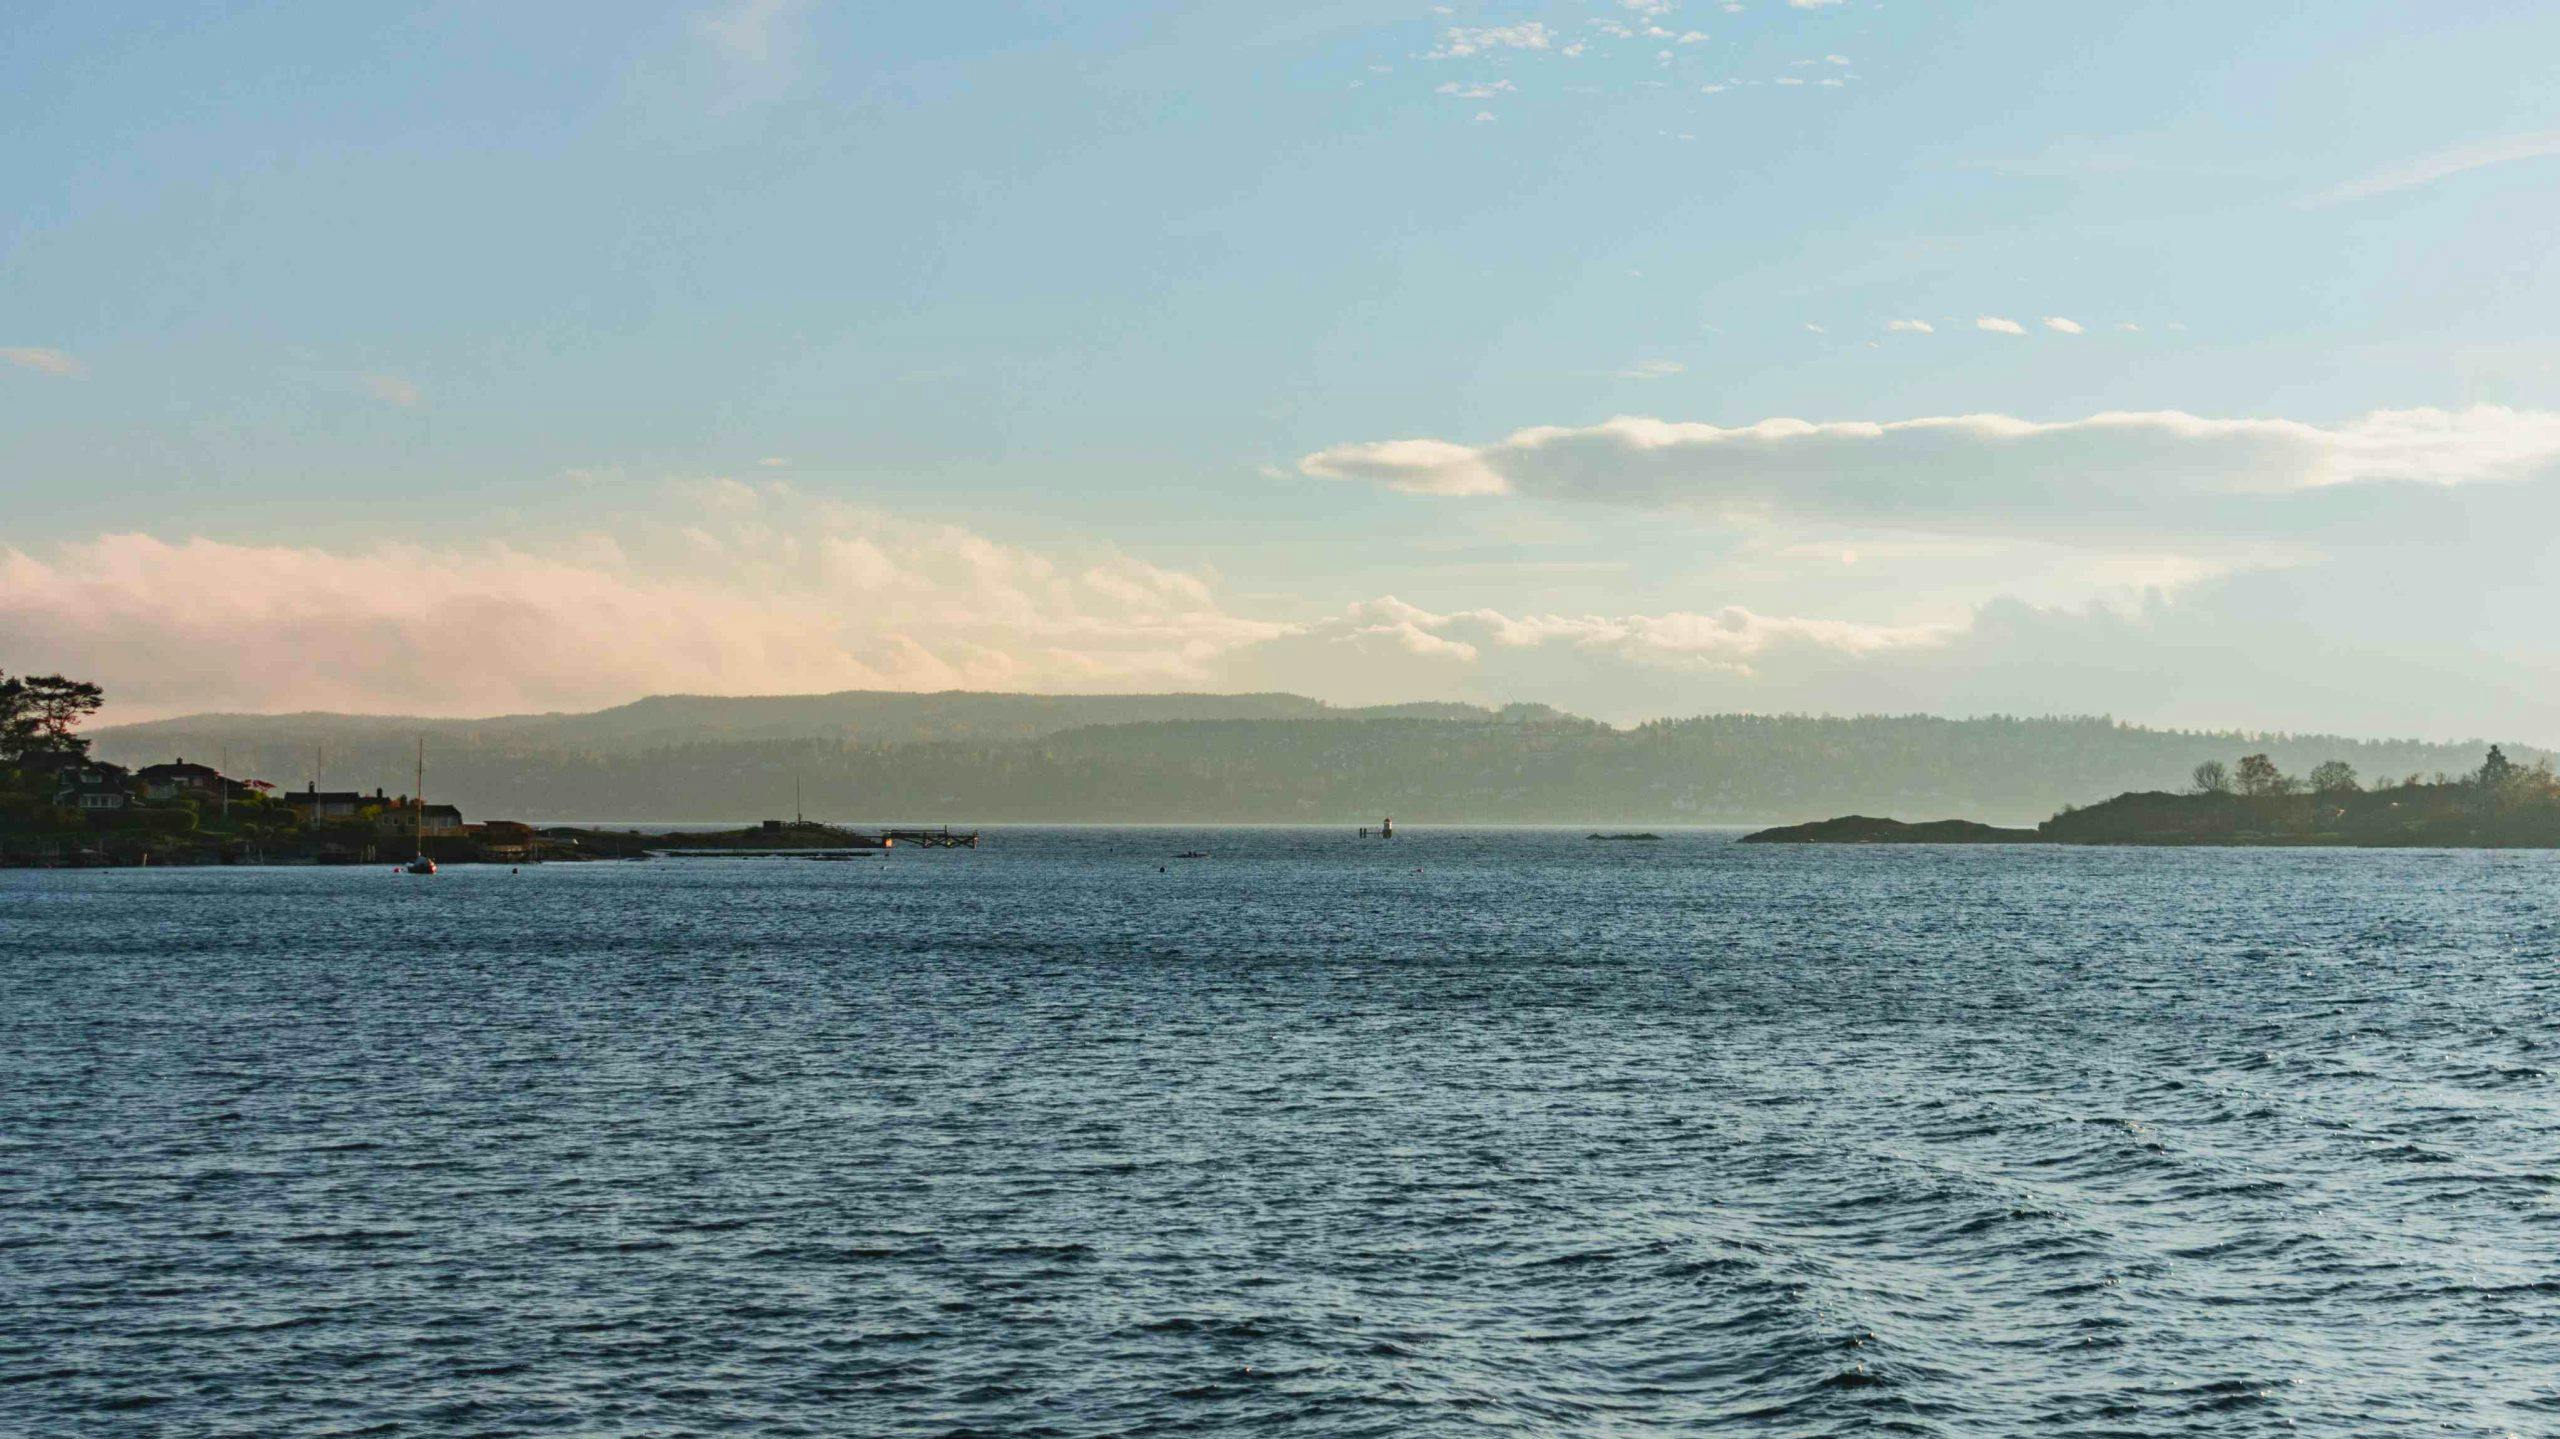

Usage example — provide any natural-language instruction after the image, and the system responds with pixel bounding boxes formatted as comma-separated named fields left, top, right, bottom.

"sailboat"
left=404, top=737, right=437, bottom=874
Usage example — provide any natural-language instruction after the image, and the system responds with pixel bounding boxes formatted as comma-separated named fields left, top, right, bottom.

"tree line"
left=2191, top=745, right=2556, bottom=805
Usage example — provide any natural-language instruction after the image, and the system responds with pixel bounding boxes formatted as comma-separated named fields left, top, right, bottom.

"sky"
left=5, top=0, right=2560, bottom=736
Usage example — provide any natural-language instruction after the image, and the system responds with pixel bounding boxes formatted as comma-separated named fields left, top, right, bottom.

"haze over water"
left=7, top=830, right=2558, bottom=1435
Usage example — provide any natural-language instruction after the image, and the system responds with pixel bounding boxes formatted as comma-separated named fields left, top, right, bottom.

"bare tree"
left=2235, top=753, right=2292, bottom=797
left=2191, top=759, right=2232, bottom=794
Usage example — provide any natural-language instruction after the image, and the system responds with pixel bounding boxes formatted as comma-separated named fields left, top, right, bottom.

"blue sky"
left=7, top=1, right=2560, bottom=733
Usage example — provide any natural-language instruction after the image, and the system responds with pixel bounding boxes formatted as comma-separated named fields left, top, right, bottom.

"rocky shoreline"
left=1743, top=766, right=2560, bottom=849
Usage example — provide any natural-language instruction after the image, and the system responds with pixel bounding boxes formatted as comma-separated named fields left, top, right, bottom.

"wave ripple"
left=5, top=831, right=2557, bottom=1435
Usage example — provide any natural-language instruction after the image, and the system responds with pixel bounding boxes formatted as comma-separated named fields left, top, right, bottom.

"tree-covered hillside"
left=89, top=697, right=2550, bottom=824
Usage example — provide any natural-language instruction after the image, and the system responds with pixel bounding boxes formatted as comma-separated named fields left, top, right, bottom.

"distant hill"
left=89, top=693, right=2545, bottom=825
left=96, top=689, right=1556, bottom=759
left=98, top=689, right=1396, bottom=752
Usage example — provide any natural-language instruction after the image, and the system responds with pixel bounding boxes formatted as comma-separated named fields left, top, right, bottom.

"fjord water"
left=6, top=831, right=2557, bottom=1436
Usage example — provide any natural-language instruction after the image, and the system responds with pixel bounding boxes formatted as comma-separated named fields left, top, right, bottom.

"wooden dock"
left=883, top=827, right=980, bottom=848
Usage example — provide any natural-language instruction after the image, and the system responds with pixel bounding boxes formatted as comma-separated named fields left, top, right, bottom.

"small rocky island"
left=1744, top=748, right=2560, bottom=848
left=1741, top=816, right=2040, bottom=844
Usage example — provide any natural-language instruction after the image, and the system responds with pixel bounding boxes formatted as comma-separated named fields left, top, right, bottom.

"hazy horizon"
left=87, top=683, right=2560, bottom=753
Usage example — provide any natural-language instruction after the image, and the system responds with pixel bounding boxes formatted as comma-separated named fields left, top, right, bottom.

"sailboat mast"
left=415, top=737, right=425, bottom=854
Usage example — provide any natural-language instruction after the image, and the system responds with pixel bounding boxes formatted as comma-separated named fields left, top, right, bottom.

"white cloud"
left=1802, top=322, right=1827, bottom=333
left=1297, top=407, right=2560, bottom=538
left=1619, top=359, right=1687, bottom=379
left=1473, top=110, right=1498, bottom=123
left=1225, top=595, right=1951, bottom=707
left=1678, top=31, right=1710, bottom=43
left=1411, top=598, right=1938, bottom=666
left=1, top=347, right=85, bottom=377
left=2042, top=316, right=2084, bottom=335
left=1300, top=438, right=1508, bottom=496
left=1825, top=53, right=1850, bottom=64
left=2314, top=131, right=2560, bottom=206
left=1622, top=0, right=1676, bottom=14
left=0, top=485, right=1285, bottom=722
left=1976, top=315, right=2026, bottom=335
left=1885, top=319, right=1934, bottom=334
left=757, top=456, right=791, bottom=468
left=1428, top=23, right=1554, bottom=58
left=362, top=373, right=423, bottom=407
left=1787, top=0, right=1848, bottom=8
left=11, top=485, right=2300, bottom=735
left=1435, top=79, right=1516, bottom=98
left=25, top=461, right=2560, bottom=739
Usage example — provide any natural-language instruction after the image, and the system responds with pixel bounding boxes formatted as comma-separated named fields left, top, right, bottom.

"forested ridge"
left=90, top=695, right=2549, bottom=824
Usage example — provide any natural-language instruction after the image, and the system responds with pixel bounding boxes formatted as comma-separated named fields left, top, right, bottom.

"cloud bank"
left=15, top=415, right=2560, bottom=740
left=0, top=482, right=1981, bottom=726
left=0, top=485, right=1278, bottom=721
left=1297, top=407, right=2560, bottom=545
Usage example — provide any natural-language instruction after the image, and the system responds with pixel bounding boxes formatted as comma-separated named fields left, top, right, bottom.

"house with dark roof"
left=375, top=797, right=466, bottom=836
left=40, top=758, right=134, bottom=812
left=136, top=758, right=245, bottom=802
left=286, top=784, right=369, bottom=824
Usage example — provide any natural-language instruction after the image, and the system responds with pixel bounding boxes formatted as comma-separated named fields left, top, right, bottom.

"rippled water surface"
left=7, top=829, right=2560, bottom=1436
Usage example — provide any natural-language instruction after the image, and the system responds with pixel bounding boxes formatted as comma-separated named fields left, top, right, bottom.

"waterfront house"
left=43, top=759, right=134, bottom=812
left=137, top=758, right=239, bottom=801
left=287, top=784, right=369, bottom=825
left=374, top=796, right=465, bottom=836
